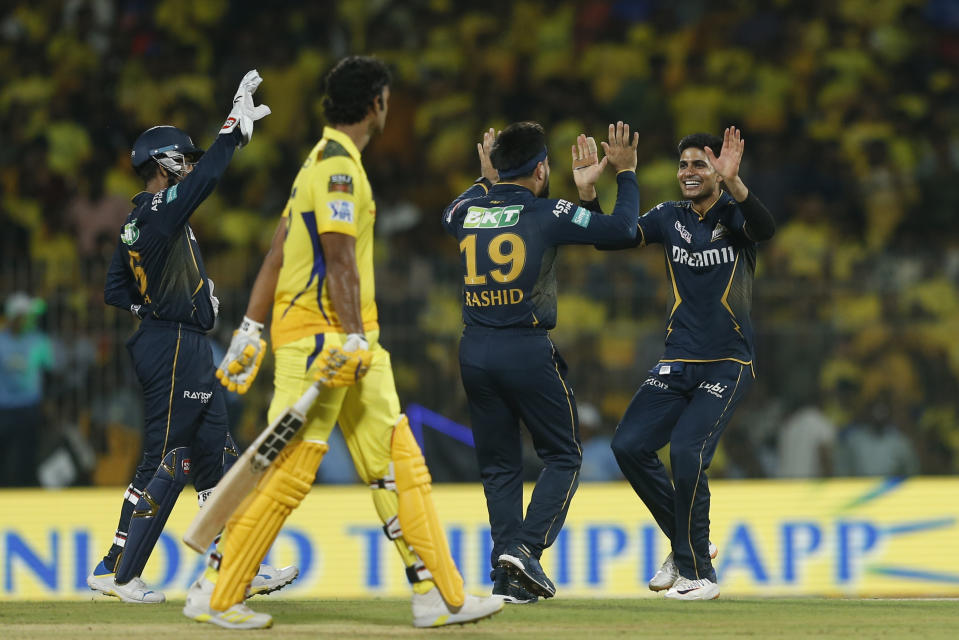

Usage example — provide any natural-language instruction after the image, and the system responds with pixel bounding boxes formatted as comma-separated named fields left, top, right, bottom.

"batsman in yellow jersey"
left=181, top=57, right=503, bottom=630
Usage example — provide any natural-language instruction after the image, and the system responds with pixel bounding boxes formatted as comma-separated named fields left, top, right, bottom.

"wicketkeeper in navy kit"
left=87, top=70, right=293, bottom=603
left=442, top=121, right=639, bottom=602
left=606, top=127, right=775, bottom=600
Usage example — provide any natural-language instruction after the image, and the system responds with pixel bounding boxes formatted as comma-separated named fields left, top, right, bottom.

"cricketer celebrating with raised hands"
left=88, top=71, right=293, bottom=603
left=188, top=56, right=503, bottom=630
left=605, top=127, right=775, bottom=600
left=441, top=121, right=639, bottom=603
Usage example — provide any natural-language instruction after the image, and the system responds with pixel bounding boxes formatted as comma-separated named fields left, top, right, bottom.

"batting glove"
left=314, top=333, right=373, bottom=387
left=220, top=69, right=271, bottom=147
left=216, top=316, right=267, bottom=394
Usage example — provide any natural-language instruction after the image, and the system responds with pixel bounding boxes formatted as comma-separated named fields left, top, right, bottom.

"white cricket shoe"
left=663, top=576, right=720, bottom=600
left=87, top=565, right=165, bottom=604
left=648, top=541, right=718, bottom=592
left=247, top=563, right=299, bottom=597
left=412, top=586, right=504, bottom=628
left=183, top=575, right=273, bottom=629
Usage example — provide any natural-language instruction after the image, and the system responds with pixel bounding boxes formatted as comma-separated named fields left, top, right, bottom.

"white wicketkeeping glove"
left=220, top=69, right=271, bottom=147
left=216, top=316, right=267, bottom=394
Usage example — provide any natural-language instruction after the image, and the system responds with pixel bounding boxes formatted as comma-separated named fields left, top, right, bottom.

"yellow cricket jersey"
left=271, top=127, right=378, bottom=349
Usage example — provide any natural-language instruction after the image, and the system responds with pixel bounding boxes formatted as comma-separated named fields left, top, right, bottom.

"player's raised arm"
left=572, top=133, right=606, bottom=204
left=551, top=121, right=640, bottom=246
left=442, top=128, right=502, bottom=235
left=704, top=126, right=775, bottom=241
left=153, top=70, right=271, bottom=236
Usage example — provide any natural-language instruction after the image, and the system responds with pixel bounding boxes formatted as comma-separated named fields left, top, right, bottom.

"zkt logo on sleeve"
left=328, top=200, right=355, bottom=223
left=328, top=174, right=354, bottom=194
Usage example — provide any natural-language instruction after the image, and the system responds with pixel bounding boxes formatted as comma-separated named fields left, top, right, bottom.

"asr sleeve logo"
left=328, top=200, right=355, bottom=223
left=463, top=205, right=523, bottom=228
left=328, top=174, right=354, bottom=194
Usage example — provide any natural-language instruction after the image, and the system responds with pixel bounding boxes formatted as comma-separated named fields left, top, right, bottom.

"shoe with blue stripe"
left=247, top=563, right=299, bottom=597
left=86, top=560, right=165, bottom=603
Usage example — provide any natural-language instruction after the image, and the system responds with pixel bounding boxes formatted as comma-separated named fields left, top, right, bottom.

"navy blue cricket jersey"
left=104, top=130, right=242, bottom=331
left=633, top=191, right=758, bottom=364
left=442, top=171, right=639, bottom=329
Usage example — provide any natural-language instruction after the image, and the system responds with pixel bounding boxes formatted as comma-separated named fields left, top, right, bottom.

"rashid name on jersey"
left=104, top=131, right=241, bottom=330
left=271, top=127, right=378, bottom=349
left=635, top=191, right=758, bottom=365
left=441, top=171, right=639, bottom=330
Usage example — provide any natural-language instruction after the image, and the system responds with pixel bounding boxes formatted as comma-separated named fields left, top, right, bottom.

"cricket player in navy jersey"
left=605, top=127, right=776, bottom=600
left=87, top=71, right=294, bottom=603
left=442, top=121, right=639, bottom=602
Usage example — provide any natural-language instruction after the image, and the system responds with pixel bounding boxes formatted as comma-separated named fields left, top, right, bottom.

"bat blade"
left=182, top=448, right=261, bottom=552
left=182, top=387, right=319, bottom=553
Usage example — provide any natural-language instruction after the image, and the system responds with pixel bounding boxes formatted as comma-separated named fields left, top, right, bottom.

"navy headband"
left=497, top=146, right=548, bottom=179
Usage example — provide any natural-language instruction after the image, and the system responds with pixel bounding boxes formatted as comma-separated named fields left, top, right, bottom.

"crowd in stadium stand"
left=1, top=0, right=957, bottom=484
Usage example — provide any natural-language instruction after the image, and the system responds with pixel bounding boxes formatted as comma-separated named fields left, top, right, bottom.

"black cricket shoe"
left=491, top=567, right=539, bottom=604
left=497, top=542, right=556, bottom=598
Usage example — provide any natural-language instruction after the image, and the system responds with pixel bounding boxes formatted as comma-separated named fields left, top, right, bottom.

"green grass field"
left=1, top=598, right=957, bottom=639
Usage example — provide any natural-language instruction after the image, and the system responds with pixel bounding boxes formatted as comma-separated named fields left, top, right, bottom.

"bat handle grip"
left=292, top=381, right=323, bottom=415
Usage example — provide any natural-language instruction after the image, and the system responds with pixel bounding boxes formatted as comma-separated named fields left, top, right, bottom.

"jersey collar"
left=490, top=182, right=535, bottom=196
left=687, top=189, right=731, bottom=220
left=322, top=126, right=363, bottom=164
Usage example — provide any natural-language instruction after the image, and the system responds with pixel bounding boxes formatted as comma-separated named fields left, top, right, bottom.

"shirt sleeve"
left=595, top=200, right=664, bottom=251
left=738, top=192, right=776, bottom=242
left=547, top=170, right=639, bottom=246
left=149, top=129, right=242, bottom=237
left=442, top=179, right=491, bottom=237
left=311, top=156, right=362, bottom=237
left=103, top=241, right=141, bottom=312
left=636, top=203, right=666, bottom=246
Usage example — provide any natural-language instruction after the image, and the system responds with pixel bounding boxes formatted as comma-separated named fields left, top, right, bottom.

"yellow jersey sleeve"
left=308, top=155, right=361, bottom=237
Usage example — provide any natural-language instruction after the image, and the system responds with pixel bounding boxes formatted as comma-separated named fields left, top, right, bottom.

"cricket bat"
left=182, top=381, right=325, bottom=553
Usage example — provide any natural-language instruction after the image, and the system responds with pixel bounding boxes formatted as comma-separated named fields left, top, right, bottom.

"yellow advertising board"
left=1, top=478, right=957, bottom=599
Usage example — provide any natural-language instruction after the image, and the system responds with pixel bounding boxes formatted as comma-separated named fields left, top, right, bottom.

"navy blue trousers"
left=460, top=327, right=581, bottom=569
left=102, top=321, right=227, bottom=571
left=611, top=360, right=751, bottom=582
left=127, top=322, right=227, bottom=492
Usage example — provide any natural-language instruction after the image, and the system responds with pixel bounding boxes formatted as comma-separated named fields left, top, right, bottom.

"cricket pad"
left=392, top=415, right=465, bottom=607
left=115, top=447, right=191, bottom=584
left=210, top=439, right=327, bottom=611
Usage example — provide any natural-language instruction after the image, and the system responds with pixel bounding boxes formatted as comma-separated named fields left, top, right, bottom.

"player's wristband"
left=239, top=315, right=264, bottom=334
left=579, top=196, right=603, bottom=214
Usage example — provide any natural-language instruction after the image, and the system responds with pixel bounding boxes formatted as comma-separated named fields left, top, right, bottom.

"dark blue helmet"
left=131, top=125, right=204, bottom=176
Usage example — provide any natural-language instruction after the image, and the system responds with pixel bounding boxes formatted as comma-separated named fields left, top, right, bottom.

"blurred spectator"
left=777, top=400, right=836, bottom=478
left=578, top=402, right=622, bottom=482
left=835, top=400, right=920, bottom=477
left=0, top=292, right=54, bottom=486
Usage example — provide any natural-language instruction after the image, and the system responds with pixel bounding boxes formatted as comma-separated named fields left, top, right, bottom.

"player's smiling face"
left=677, top=147, right=720, bottom=202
